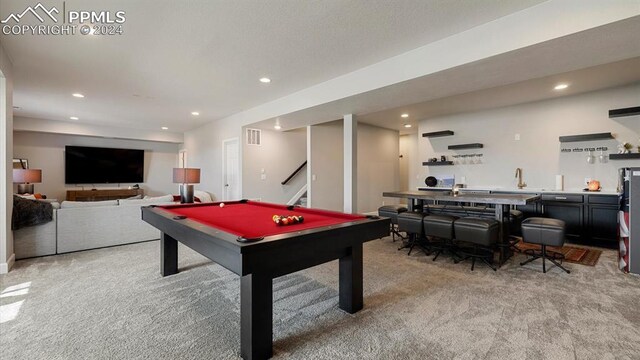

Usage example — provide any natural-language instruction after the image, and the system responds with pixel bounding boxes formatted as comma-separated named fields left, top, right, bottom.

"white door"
left=178, top=149, right=187, bottom=168
left=223, top=138, right=240, bottom=200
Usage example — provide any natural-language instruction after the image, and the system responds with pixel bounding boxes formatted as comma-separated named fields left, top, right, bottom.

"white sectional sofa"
left=13, top=193, right=210, bottom=259
left=56, top=197, right=173, bottom=253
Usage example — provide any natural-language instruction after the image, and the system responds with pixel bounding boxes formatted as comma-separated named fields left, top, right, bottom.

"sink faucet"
left=515, top=168, right=527, bottom=189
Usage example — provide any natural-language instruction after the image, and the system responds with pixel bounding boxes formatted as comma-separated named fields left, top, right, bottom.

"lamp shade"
left=13, top=169, right=42, bottom=183
left=173, top=168, right=200, bottom=184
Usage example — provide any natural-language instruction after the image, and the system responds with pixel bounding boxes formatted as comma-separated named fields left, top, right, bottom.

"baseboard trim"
left=0, top=253, right=15, bottom=274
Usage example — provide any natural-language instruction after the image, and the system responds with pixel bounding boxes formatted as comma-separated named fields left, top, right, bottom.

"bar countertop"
left=382, top=190, right=540, bottom=206
left=416, top=187, right=621, bottom=196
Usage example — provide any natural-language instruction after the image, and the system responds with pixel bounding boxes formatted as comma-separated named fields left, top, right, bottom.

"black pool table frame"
left=141, top=202, right=389, bottom=360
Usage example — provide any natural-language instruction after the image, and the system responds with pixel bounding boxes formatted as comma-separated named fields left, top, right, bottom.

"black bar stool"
left=378, top=205, right=408, bottom=242
left=520, top=217, right=570, bottom=274
left=423, top=214, right=458, bottom=261
left=453, top=217, right=500, bottom=271
left=397, top=212, right=428, bottom=255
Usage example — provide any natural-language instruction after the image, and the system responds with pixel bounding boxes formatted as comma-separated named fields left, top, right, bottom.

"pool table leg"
left=339, top=243, right=363, bottom=313
left=161, top=233, right=178, bottom=276
left=241, top=273, right=273, bottom=360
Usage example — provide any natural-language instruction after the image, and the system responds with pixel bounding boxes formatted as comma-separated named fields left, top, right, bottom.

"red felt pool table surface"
left=158, top=201, right=365, bottom=239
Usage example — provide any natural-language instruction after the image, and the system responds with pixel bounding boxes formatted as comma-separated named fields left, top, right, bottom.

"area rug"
left=516, top=242, right=602, bottom=266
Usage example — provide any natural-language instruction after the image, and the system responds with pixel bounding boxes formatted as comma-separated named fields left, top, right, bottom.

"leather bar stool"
left=520, top=217, right=570, bottom=274
left=378, top=205, right=408, bottom=242
left=397, top=212, right=428, bottom=255
left=509, top=209, right=524, bottom=236
left=453, top=217, right=500, bottom=271
left=423, top=215, right=458, bottom=261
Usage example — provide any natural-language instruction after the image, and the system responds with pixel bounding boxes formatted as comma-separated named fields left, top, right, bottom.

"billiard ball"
left=219, top=203, right=225, bottom=208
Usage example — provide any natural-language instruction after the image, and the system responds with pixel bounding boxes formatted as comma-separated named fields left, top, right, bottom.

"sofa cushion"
left=61, top=200, right=118, bottom=208
left=119, top=198, right=174, bottom=206
left=142, top=194, right=173, bottom=203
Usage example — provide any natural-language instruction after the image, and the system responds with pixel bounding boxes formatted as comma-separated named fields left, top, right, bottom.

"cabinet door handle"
left=555, top=196, right=567, bottom=200
left=541, top=204, right=545, bottom=213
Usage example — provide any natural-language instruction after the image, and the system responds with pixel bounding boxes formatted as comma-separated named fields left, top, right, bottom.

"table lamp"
left=173, top=168, right=201, bottom=203
left=13, top=169, right=42, bottom=194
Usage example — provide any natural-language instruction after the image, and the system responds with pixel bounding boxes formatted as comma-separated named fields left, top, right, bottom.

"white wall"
left=412, top=83, right=640, bottom=191
left=309, top=120, right=344, bottom=211
left=242, top=127, right=307, bottom=203
left=357, top=124, right=400, bottom=213
left=0, top=42, right=14, bottom=273
left=13, top=132, right=180, bottom=201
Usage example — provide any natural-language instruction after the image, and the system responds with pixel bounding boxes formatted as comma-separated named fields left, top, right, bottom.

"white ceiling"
left=248, top=17, right=640, bottom=134
left=1, top=0, right=548, bottom=131
left=361, top=57, right=640, bottom=135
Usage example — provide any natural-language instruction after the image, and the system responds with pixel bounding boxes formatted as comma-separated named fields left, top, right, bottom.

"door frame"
left=222, top=137, right=241, bottom=200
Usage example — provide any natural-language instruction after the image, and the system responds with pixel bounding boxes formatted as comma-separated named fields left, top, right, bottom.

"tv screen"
left=65, top=146, right=144, bottom=184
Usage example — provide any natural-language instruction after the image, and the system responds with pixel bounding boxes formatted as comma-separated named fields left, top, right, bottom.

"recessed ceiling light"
left=259, top=77, right=271, bottom=83
left=274, top=124, right=282, bottom=130
left=401, top=113, right=409, bottom=118
left=554, top=83, right=569, bottom=90
left=404, top=124, right=412, bottom=128
left=69, top=116, right=79, bottom=120
left=72, top=93, right=85, bottom=98
left=161, top=126, right=169, bottom=130
left=191, top=111, right=200, bottom=116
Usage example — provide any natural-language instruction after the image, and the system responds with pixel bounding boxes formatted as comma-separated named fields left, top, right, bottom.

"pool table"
left=141, top=200, right=389, bottom=360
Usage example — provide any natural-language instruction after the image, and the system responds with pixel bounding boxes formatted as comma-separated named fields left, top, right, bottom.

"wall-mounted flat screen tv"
left=65, top=146, right=144, bottom=184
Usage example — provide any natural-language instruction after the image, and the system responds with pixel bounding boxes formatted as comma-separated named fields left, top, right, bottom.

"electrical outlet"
left=312, top=174, right=317, bottom=181
left=261, top=174, right=266, bottom=180
left=515, top=133, right=521, bottom=141
left=382, top=201, right=385, bottom=206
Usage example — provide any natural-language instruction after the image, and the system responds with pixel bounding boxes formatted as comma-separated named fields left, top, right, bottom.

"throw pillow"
left=172, top=195, right=201, bottom=203
left=16, top=194, right=36, bottom=200
left=194, top=190, right=214, bottom=203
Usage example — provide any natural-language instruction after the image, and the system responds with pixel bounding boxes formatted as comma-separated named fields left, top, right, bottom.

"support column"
left=306, top=125, right=312, bottom=208
left=0, top=44, right=14, bottom=274
left=343, top=114, right=357, bottom=213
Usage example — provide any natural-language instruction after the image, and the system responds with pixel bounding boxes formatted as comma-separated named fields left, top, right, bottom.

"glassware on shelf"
left=599, top=149, right=608, bottom=163
left=587, top=150, right=595, bottom=164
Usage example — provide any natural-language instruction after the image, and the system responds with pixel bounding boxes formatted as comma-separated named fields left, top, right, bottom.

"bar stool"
left=423, top=214, right=458, bottom=261
left=520, top=217, right=570, bottom=274
left=453, top=217, right=500, bottom=271
left=397, top=212, right=427, bottom=255
left=378, top=205, right=408, bottom=242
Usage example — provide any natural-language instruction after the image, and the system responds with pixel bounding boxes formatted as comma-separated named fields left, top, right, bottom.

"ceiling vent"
left=246, top=128, right=261, bottom=146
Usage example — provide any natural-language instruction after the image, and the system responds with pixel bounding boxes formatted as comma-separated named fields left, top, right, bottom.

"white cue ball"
left=219, top=203, right=225, bottom=208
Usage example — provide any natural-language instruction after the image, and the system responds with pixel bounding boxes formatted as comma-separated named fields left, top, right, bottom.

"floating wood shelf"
left=422, top=161, right=454, bottom=166
left=609, top=106, right=640, bottom=118
left=422, top=130, right=454, bottom=138
left=609, top=153, right=640, bottom=160
left=448, top=143, right=484, bottom=150
left=559, top=132, right=614, bottom=142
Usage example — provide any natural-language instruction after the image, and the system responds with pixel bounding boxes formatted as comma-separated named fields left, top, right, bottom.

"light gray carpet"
left=1, top=238, right=640, bottom=359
